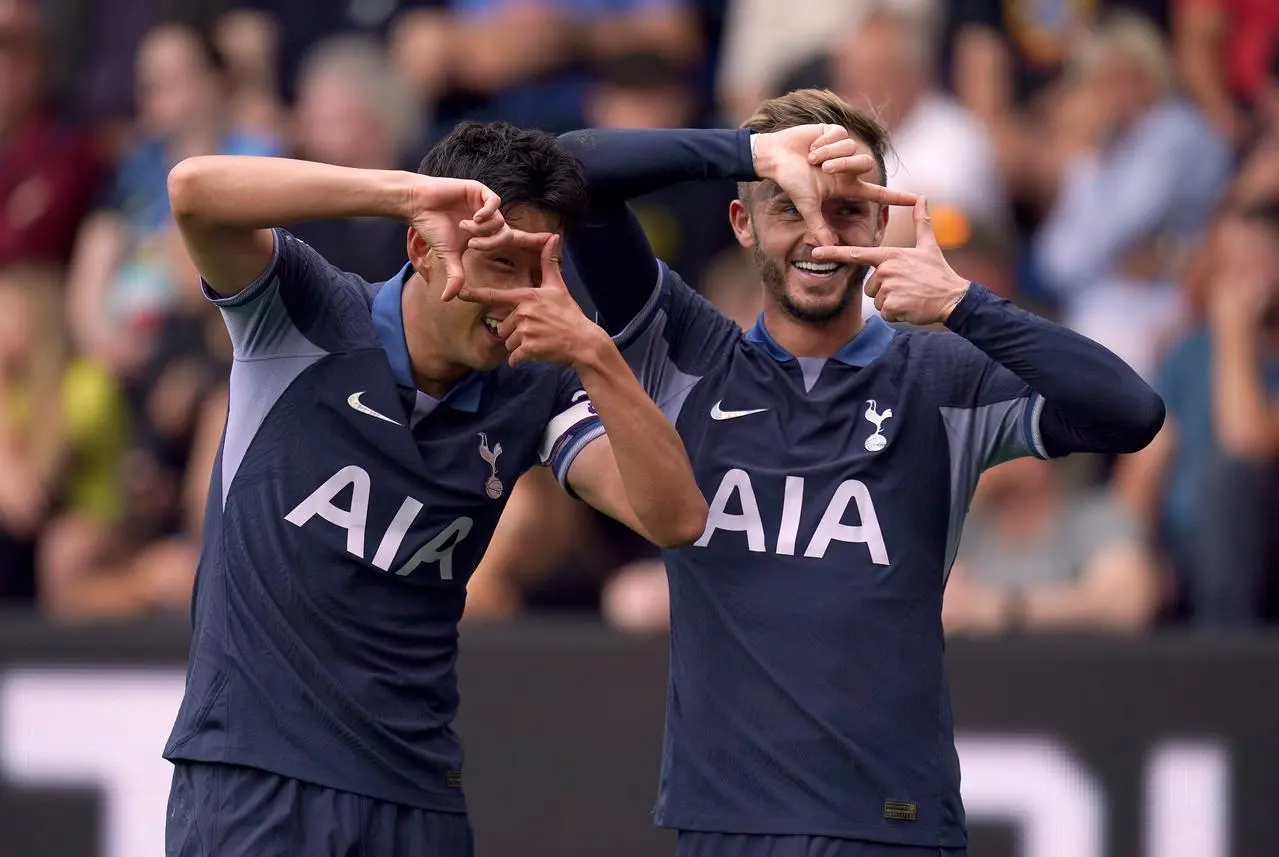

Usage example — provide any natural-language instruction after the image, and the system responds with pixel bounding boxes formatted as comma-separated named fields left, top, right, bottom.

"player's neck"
left=402, top=277, right=470, bottom=399
left=762, top=304, right=866, bottom=359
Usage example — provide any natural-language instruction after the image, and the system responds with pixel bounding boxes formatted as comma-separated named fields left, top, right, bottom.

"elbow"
left=647, top=497, right=708, bottom=548
left=1128, top=389, right=1167, bottom=453
left=1109, top=388, right=1166, bottom=455
left=166, top=157, right=212, bottom=222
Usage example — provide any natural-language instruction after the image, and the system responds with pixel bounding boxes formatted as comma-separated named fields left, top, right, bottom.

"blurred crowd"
left=0, top=0, right=1276, bottom=634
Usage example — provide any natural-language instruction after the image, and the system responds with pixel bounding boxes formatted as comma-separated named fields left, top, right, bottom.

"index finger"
left=811, top=244, right=891, bottom=267
left=457, top=286, right=540, bottom=306
left=843, top=178, right=918, bottom=207
left=472, top=185, right=502, bottom=222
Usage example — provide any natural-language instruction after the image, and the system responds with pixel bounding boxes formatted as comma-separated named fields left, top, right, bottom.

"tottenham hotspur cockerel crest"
left=864, top=400, right=893, bottom=452
left=477, top=433, right=503, bottom=498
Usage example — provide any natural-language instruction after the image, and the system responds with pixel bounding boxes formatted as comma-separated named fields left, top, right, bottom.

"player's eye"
left=490, top=257, right=515, bottom=270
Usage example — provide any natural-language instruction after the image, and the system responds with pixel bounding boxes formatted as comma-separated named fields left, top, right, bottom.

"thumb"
left=441, top=250, right=466, bottom=301
left=914, top=196, right=937, bottom=250
left=541, top=234, right=567, bottom=290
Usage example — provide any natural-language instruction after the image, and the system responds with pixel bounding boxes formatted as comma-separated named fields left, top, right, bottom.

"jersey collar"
left=371, top=262, right=484, bottom=413
left=744, top=313, right=896, bottom=368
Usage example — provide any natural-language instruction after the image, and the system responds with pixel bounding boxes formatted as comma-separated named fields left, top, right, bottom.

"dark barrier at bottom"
left=0, top=617, right=1275, bottom=857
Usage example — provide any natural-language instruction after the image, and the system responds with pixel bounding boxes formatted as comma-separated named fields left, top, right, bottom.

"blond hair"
left=1075, top=11, right=1174, bottom=98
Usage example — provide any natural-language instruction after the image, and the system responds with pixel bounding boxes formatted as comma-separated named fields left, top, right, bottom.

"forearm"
left=1212, top=334, right=1279, bottom=460
left=168, top=156, right=418, bottom=229
left=946, top=284, right=1166, bottom=454
left=559, top=127, right=755, bottom=205
left=574, top=337, right=706, bottom=546
left=559, top=128, right=753, bottom=333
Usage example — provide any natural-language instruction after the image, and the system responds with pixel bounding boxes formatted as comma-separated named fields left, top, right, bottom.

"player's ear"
left=729, top=199, right=755, bottom=249
left=406, top=227, right=430, bottom=269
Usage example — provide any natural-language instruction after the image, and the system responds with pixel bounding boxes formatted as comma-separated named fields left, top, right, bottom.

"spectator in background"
left=66, top=21, right=280, bottom=380
left=947, top=0, right=1169, bottom=114
left=1174, top=0, right=1279, bottom=148
left=395, top=0, right=700, bottom=135
left=944, top=456, right=1162, bottom=636
left=714, top=0, right=917, bottom=124
left=289, top=35, right=422, bottom=281
left=1118, top=201, right=1279, bottom=627
left=38, top=279, right=226, bottom=621
left=0, top=0, right=101, bottom=269
left=0, top=279, right=128, bottom=607
left=215, top=0, right=436, bottom=107
left=834, top=3, right=1007, bottom=249
left=1034, top=13, right=1230, bottom=304
left=40, top=0, right=231, bottom=148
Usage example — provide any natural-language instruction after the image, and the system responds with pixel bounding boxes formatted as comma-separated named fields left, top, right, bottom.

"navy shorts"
left=166, top=761, right=474, bottom=857
left=676, top=832, right=966, bottom=857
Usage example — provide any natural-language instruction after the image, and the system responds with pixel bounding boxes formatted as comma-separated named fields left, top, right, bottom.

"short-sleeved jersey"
left=163, top=230, right=604, bottom=811
left=618, top=266, right=1048, bottom=848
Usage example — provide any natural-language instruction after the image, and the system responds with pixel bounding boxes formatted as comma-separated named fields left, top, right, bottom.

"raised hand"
left=457, top=234, right=608, bottom=368
left=751, top=124, right=917, bottom=245
left=811, top=197, right=971, bottom=326
left=407, top=176, right=506, bottom=300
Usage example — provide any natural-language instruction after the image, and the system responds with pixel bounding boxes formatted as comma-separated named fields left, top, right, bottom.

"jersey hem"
left=163, top=748, right=469, bottom=815
left=655, top=814, right=966, bottom=849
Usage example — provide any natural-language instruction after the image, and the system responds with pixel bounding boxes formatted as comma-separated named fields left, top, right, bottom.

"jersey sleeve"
left=203, top=228, right=373, bottom=360
left=536, top=370, right=606, bottom=489
left=611, top=263, right=741, bottom=420
left=917, top=332, right=1048, bottom=574
left=922, top=333, right=1049, bottom=470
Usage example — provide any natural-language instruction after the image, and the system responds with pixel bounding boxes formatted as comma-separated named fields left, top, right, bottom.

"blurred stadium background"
left=0, top=0, right=1275, bottom=854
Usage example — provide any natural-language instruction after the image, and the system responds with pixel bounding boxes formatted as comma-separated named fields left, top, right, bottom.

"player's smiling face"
left=730, top=170, right=888, bottom=326
left=413, top=206, right=561, bottom=373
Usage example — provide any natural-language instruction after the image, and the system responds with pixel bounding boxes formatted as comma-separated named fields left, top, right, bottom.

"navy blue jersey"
left=618, top=266, right=1047, bottom=847
left=163, top=229, right=603, bottom=811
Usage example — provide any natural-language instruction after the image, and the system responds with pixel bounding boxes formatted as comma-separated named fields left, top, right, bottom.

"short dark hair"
left=418, top=121, right=587, bottom=226
left=739, top=88, right=891, bottom=197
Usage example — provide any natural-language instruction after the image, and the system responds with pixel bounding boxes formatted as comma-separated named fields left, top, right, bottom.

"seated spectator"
left=289, top=35, right=422, bottom=282
left=0, top=276, right=128, bottom=606
left=66, top=21, right=280, bottom=380
left=1117, top=200, right=1279, bottom=627
left=944, top=456, right=1162, bottom=636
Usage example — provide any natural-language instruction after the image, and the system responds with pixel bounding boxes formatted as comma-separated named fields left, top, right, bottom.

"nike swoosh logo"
left=710, top=400, right=768, bottom=421
left=347, top=392, right=402, bottom=426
